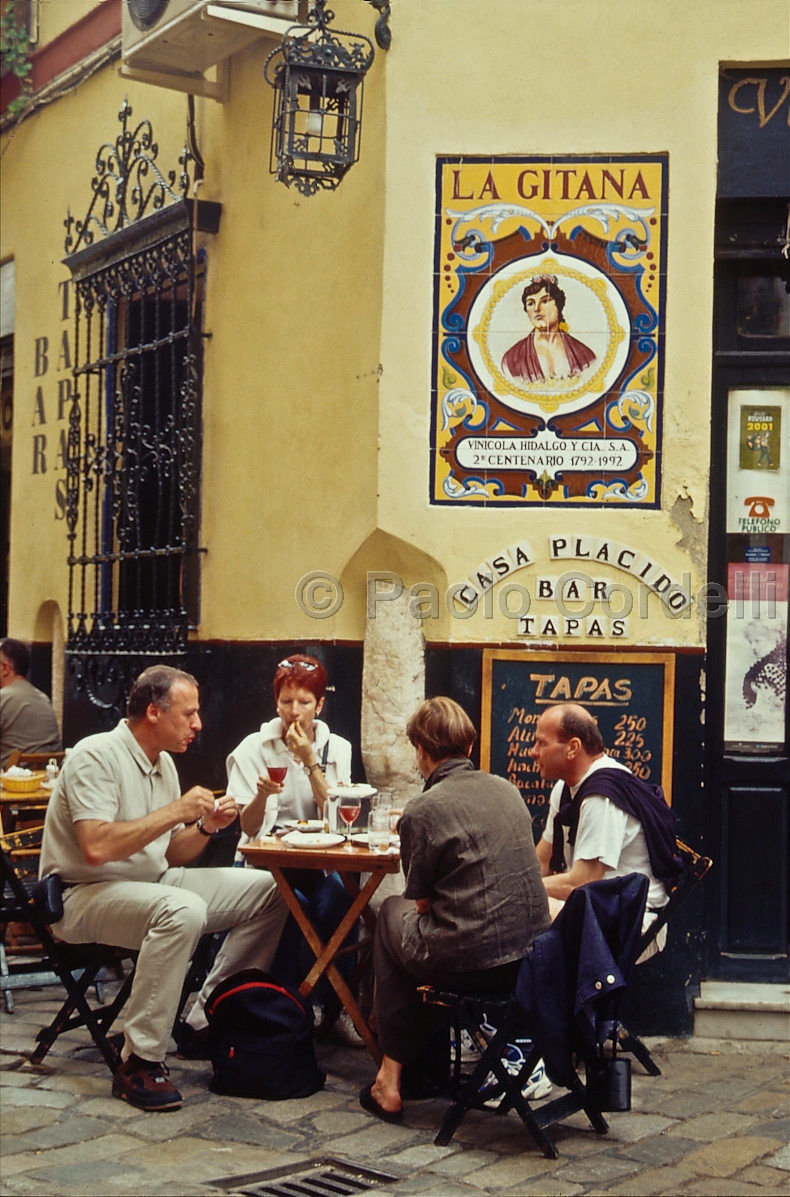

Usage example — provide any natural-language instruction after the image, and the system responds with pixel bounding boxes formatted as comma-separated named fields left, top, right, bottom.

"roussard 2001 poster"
left=431, top=155, right=667, bottom=507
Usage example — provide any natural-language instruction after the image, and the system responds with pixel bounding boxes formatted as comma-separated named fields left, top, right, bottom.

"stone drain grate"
left=211, top=1158, right=399, bottom=1197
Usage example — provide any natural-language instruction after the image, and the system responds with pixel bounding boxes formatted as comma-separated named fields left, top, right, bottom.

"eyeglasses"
left=277, top=659, right=319, bottom=671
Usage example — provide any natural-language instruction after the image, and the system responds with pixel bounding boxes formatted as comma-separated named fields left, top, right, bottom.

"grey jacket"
left=399, top=758, right=551, bottom=971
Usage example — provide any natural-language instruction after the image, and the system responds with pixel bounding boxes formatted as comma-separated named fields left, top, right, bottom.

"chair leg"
left=434, top=1050, right=496, bottom=1146
left=30, top=955, right=133, bottom=1074
left=619, top=1026, right=662, bottom=1076
left=434, top=1015, right=564, bottom=1160
left=0, top=941, right=15, bottom=1013
left=578, top=1074, right=610, bottom=1134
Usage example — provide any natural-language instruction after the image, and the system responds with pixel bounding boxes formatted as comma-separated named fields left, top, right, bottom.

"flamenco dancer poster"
left=431, top=155, right=667, bottom=506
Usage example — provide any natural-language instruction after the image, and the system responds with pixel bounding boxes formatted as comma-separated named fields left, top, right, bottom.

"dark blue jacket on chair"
left=515, top=873, right=649, bottom=1088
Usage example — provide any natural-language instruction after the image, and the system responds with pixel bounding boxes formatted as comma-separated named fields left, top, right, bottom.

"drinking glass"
left=367, top=808, right=391, bottom=854
left=261, top=793, right=279, bottom=836
left=338, top=802, right=361, bottom=843
left=267, top=765, right=288, bottom=785
left=373, top=790, right=393, bottom=811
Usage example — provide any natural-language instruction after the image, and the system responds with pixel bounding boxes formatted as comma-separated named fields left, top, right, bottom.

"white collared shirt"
left=226, top=717, right=352, bottom=850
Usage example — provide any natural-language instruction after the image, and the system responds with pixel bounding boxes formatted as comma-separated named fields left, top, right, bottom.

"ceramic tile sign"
left=432, top=155, right=667, bottom=507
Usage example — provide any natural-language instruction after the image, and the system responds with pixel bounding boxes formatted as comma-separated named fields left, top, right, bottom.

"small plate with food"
left=282, top=831, right=345, bottom=849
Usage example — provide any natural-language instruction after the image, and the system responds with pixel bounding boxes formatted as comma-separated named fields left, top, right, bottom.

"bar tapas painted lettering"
left=432, top=155, right=667, bottom=506
left=28, top=281, right=72, bottom=518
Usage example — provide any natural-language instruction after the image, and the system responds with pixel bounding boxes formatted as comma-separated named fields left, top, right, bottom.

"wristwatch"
left=196, top=817, right=215, bottom=837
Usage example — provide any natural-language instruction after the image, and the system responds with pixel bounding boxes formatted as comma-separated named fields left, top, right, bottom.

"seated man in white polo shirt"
left=40, top=665, right=287, bottom=1112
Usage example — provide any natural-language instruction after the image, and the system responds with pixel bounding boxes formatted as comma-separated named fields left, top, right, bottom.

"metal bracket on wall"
left=118, top=58, right=229, bottom=103
left=363, top=0, right=392, bottom=50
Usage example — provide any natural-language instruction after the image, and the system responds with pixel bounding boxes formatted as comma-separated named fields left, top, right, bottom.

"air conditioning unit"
left=122, top=1, right=307, bottom=77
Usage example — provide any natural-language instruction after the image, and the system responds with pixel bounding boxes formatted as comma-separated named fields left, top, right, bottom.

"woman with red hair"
left=226, top=654, right=361, bottom=1044
left=227, top=655, right=350, bottom=831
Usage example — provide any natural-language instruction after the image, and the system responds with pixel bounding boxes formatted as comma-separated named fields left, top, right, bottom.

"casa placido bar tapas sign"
left=481, top=649, right=675, bottom=836
left=432, top=156, right=667, bottom=507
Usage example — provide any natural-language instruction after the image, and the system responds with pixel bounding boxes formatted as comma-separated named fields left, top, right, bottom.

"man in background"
left=530, top=702, right=681, bottom=946
left=0, top=637, right=61, bottom=770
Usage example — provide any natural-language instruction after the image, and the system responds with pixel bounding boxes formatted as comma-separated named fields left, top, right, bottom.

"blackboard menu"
left=481, top=650, right=676, bottom=837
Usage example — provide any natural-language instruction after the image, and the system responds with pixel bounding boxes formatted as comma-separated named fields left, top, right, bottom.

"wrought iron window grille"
left=62, top=102, right=220, bottom=713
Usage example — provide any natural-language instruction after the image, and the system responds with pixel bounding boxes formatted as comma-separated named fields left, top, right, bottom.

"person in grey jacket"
left=359, top=697, right=550, bottom=1123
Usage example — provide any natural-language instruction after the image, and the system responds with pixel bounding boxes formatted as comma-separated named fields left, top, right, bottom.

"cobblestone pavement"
left=1, top=982, right=788, bottom=1197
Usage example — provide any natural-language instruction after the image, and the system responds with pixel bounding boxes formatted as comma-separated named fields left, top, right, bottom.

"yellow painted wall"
left=34, top=0, right=98, bottom=46
left=196, top=10, right=385, bottom=641
left=2, top=0, right=787, bottom=651
left=1, top=67, right=190, bottom=641
left=372, top=0, right=790, bottom=649
left=1, top=0, right=385, bottom=643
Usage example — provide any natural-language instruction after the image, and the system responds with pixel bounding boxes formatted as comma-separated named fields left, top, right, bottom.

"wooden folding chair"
left=1, top=830, right=136, bottom=1070
left=618, top=838, right=713, bottom=1076
left=421, top=874, right=649, bottom=1158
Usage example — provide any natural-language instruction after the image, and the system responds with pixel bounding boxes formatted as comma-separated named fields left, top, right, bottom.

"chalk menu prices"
left=480, top=650, right=676, bottom=837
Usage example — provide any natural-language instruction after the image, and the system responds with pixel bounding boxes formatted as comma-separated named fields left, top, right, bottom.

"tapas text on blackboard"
left=481, top=650, right=675, bottom=835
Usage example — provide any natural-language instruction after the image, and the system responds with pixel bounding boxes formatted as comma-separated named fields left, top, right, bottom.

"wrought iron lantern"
left=264, top=1, right=386, bottom=195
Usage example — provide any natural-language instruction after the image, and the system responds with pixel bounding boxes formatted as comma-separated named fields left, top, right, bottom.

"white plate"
left=282, top=831, right=345, bottom=849
left=327, top=783, right=377, bottom=799
left=282, top=819, right=325, bottom=831
left=354, top=833, right=400, bottom=847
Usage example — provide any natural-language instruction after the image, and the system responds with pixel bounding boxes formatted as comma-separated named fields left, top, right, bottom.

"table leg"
left=269, top=865, right=385, bottom=1063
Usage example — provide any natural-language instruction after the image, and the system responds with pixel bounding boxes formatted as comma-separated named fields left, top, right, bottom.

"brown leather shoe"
left=112, top=1053, right=183, bottom=1111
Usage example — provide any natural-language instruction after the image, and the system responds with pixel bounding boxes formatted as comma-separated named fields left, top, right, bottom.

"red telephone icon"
left=743, top=496, right=775, bottom=519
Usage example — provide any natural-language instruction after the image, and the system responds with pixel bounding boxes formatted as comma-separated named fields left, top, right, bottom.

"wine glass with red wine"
left=338, top=801, right=361, bottom=844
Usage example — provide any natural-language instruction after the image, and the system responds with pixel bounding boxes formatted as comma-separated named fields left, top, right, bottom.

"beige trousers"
left=56, top=866, right=287, bottom=1062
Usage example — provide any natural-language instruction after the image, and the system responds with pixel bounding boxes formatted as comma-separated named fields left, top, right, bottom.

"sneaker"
left=480, top=1052, right=552, bottom=1108
left=174, top=1020, right=212, bottom=1061
left=112, top=1053, right=183, bottom=1111
left=450, top=1027, right=481, bottom=1062
left=328, top=1010, right=366, bottom=1048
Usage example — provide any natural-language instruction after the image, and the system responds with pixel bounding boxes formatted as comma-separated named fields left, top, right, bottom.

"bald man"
left=529, top=703, right=680, bottom=940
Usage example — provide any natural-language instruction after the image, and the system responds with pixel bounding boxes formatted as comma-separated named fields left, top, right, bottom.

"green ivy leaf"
left=1, top=0, right=33, bottom=116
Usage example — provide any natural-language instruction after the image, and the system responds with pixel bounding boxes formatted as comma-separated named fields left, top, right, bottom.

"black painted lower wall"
left=61, top=639, right=708, bottom=1037
left=63, top=642, right=366, bottom=792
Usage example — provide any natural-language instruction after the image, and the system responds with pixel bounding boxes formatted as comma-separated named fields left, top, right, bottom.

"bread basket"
left=0, top=771, right=47, bottom=794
